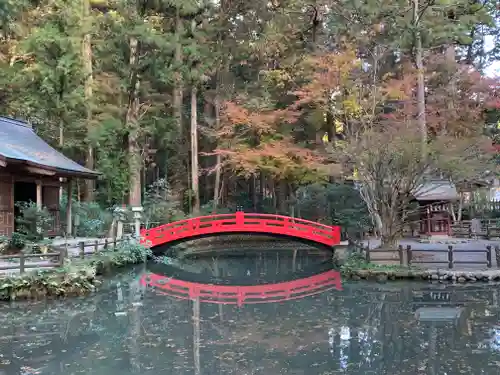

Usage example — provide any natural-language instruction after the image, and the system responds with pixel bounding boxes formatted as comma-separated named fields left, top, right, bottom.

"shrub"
left=296, top=183, right=371, bottom=238
left=87, top=240, right=152, bottom=271
left=109, top=240, right=152, bottom=265
left=9, top=232, right=26, bottom=250
left=0, top=240, right=151, bottom=301
left=0, top=265, right=97, bottom=300
left=59, top=194, right=113, bottom=237
left=15, top=202, right=54, bottom=242
left=143, top=179, right=185, bottom=225
left=0, top=236, right=9, bottom=255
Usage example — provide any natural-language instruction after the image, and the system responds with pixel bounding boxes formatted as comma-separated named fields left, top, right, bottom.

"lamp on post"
left=131, top=206, right=143, bottom=238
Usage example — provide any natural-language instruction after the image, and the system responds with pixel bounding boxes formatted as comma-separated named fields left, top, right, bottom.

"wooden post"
left=406, top=245, right=412, bottom=267
left=59, top=248, right=66, bottom=266
left=66, top=179, right=73, bottom=237
left=486, top=245, right=492, bottom=268
left=36, top=180, right=42, bottom=209
left=79, top=241, right=85, bottom=259
left=35, top=180, right=43, bottom=235
left=448, top=245, right=453, bottom=269
left=19, top=253, right=25, bottom=273
left=426, top=207, right=431, bottom=237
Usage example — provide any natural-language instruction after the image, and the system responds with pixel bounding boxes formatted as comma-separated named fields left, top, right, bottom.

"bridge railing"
left=141, top=212, right=341, bottom=247
left=141, top=269, right=342, bottom=306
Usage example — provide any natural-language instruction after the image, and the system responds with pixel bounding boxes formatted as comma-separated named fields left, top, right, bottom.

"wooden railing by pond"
left=0, top=238, right=127, bottom=274
left=364, top=244, right=499, bottom=269
left=451, top=219, right=500, bottom=239
left=0, top=252, right=65, bottom=273
left=73, top=238, right=125, bottom=259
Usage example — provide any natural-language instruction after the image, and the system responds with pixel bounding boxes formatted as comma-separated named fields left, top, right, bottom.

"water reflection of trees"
left=1, top=275, right=500, bottom=374
left=150, top=248, right=332, bottom=286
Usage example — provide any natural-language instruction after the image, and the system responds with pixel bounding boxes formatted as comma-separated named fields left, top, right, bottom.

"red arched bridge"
left=140, top=212, right=341, bottom=248
left=140, top=269, right=342, bottom=306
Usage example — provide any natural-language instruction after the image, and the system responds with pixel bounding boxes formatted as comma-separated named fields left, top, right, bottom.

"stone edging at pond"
left=344, top=268, right=500, bottom=283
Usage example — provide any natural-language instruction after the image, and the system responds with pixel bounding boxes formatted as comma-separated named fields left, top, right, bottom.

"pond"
left=1, top=237, right=500, bottom=375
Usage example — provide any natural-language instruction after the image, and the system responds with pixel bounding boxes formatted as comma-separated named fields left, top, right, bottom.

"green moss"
left=0, top=241, right=152, bottom=301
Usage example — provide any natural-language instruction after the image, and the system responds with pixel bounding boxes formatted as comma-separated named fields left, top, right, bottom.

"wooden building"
left=0, top=116, right=99, bottom=237
left=413, top=181, right=458, bottom=237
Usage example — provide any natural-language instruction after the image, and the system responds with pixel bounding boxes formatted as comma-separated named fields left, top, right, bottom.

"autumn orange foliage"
left=214, top=49, right=499, bottom=182
left=215, top=100, right=326, bottom=180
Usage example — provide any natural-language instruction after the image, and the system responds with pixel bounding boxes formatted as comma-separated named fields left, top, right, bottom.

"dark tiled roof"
left=0, top=117, right=99, bottom=178
left=413, top=181, right=458, bottom=201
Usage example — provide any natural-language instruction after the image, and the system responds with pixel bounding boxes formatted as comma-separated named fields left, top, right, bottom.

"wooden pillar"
left=426, top=207, right=431, bottom=235
left=36, top=180, right=42, bottom=209
left=66, top=179, right=73, bottom=237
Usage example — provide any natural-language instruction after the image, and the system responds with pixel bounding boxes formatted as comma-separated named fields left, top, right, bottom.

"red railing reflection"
left=140, top=270, right=342, bottom=306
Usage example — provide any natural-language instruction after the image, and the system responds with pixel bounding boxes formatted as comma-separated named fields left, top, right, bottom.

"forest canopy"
left=1, top=0, right=500, bottom=238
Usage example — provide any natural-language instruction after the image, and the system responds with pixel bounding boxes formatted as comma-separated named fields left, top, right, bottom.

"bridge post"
left=235, top=211, right=244, bottom=226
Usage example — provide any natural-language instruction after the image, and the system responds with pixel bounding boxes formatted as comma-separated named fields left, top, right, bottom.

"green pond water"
left=1, top=239, right=500, bottom=375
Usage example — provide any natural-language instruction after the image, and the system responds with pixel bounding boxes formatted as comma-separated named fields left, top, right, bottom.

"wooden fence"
left=73, top=238, right=125, bottom=259
left=0, top=238, right=127, bottom=274
left=365, top=244, right=499, bottom=269
left=451, top=219, right=500, bottom=239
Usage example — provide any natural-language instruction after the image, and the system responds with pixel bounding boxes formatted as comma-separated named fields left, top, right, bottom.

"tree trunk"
left=380, top=203, right=401, bottom=248
left=173, top=9, right=183, bottom=135
left=450, top=193, right=464, bottom=223
left=213, top=86, right=222, bottom=211
left=82, top=0, right=94, bottom=201
left=191, top=86, right=200, bottom=214
left=172, top=8, right=185, bottom=202
left=126, top=36, right=141, bottom=208
left=444, top=44, right=456, bottom=135
left=59, top=119, right=64, bottom=202
left=413, top=0, right=427, bottom=145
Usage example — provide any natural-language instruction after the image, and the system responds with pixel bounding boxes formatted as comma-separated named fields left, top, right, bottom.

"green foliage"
left=91, top=118, right=130, bottom=205
left=199, top=201, right=232, bottom=215
left=296, top=183, right=371, bottom=235
left=15, top=202, right=54, bottom=243
left=143, top=179, right=184, bottom=224
left=106, top=240, right=152, bottom=266
left=0, top=236, right=10, bottom=255
left=8, top=232, right=26, bottom=250
left=84, top=239, right=152, bottom=271
left=60, top=193, right=113, bottom=237
left=0, top=0, right=497, bottom=220
left=0, top=265, right=97, bottom=301
left=340, top=252, right=419, bottom=275
left=0, top=240, right=151, bottom=301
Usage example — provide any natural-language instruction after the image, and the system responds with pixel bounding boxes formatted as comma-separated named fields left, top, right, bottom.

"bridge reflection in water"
left=142, top=240, right=341, bottom=305
left=3, top=241, right=500, bottom=374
